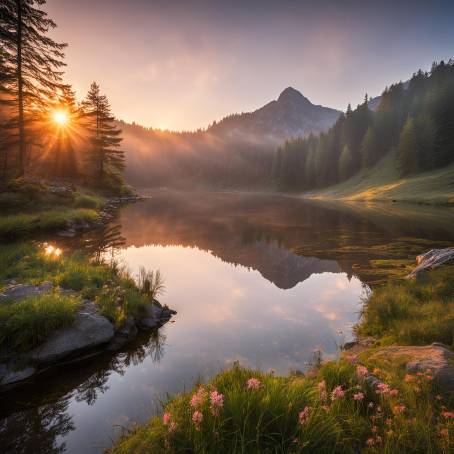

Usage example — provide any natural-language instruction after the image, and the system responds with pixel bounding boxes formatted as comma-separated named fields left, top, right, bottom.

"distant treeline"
left=272, top=60, right=454, bottom=190
left=0, top=1, right=126, bottom=194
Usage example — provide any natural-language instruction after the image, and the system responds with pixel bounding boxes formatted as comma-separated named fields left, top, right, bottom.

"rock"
left=106, top=317, right=138, bottom=351
left=0, top=362, right=35, bottom=386
left=367, top=344, right=454, bottom=394
left=138, top=318, right=159, bottom=329
left=407, top=247, right=454, bottom=278
left=0, top=282, right=53, bottom=302
left=31, top=300, right=114, bottom=364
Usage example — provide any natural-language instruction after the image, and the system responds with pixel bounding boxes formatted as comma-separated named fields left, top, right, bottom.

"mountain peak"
left=277, top=87, right=311, bottom=105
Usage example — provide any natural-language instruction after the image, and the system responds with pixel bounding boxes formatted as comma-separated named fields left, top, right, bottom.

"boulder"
left=367, top=343, right=454, bottom=394
left=0, top=282, right=53, bottom=302
left=31, top=300, right=114, bottom=364
left=407, top=247, right=454, bottom=278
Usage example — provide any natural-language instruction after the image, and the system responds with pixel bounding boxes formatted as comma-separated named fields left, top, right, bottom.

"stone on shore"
left=407, top=247, right=454, bottom=278
left=31, top=300, right=114, bottom=364
left=0, top=282, right=53, bottom=301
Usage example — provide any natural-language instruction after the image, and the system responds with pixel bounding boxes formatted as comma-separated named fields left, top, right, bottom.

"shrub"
left=137, top=267, right=165, bottom=301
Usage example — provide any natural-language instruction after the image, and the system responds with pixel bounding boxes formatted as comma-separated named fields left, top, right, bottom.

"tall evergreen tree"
left=338, top=145, right=353, bottom=180
left=49, top=85, right=80, bottom=178
left=0, top=0, right=66, bottom=176
left=82, top=82, right=125, bottom=185
left=361, top=127, right=379, bottom=168
left=397, top=117, right=418, bottom=176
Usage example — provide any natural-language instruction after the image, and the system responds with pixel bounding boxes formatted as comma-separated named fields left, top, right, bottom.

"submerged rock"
left=31, top=300, right=114, bottom=364
left=0, top=282, right=53, bottom=301
left=407, top=247, right=454, bottom=278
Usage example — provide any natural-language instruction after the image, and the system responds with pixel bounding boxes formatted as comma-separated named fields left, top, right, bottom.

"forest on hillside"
left=0, top=1, right=127, bottom=194
left=272, top=60, right=454, bottom=190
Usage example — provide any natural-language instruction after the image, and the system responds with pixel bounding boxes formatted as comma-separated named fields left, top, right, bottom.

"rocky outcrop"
left=406, top=247, right=454, bottom=278
left=30, top=300, right=114, bottom=363
left=0, top=283, right=176, bottom=387
left=0, top=282, right=53, bottom=302
left=343, top=340, right=454, bottom=394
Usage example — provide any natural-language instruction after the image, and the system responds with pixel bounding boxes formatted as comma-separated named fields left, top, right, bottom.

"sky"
left=46, top=0, right=454, bottom=131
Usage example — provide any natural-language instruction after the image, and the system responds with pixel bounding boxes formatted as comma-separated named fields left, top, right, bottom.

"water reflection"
left=2, top=191, right=454, bottom=454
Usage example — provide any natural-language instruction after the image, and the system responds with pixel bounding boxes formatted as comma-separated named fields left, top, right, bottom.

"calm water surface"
left=1, top=191, right=454, bottom=453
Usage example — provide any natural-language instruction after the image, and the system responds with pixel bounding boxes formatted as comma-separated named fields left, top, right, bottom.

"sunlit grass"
left=357, top=266, right=454, bottom=346
left=0, top=292, right=81, bottom=353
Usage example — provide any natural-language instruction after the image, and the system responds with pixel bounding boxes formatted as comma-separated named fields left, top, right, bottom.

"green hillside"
left=307, top=150, right=454, bottom=205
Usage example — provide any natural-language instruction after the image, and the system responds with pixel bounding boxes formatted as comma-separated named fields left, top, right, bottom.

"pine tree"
left=49, top=85, right=80, bottom=178
left=0, top=0, right=67, bottom=176
left=397, top=117, right=418, bottom=176
left=82, top=82, right=125, bottom=186
left=361, top=127, right=379, bottom=168
left=338, top=144, right=353, bottom=180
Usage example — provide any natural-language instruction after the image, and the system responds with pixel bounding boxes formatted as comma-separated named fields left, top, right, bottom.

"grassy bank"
left=0, top=243, right=153, bottom=356
left=307, top=151, right=454, bottom=205
left=111, top=265, right=454, bottom=453
left=111, top=361, right=453, bottom=453
left=0, top=179, right=106, bottom=239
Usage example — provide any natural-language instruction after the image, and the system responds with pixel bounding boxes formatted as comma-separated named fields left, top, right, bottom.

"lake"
left=1, top=191, right=454, bottom=454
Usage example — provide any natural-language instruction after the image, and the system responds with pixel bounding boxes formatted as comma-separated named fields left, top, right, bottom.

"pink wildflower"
left=190, top=387, right=207, bottom=408
left=368, top=402, right=374, bottom=409
left=389, top=389, right=399, bottom=397
left=356, top=365, right=368, bottom=379
left=163, top=412, right=171, bottom=426
left=425, top=375, right=434, bottom=381
left=385, top=418, right=392, bottom=426
left=168, top=421, right=178, bottom=433
left=439, top=428, right=449, bottom=438
left=298, top=406, right=312, bottom=425
left=404, top=374, right=414, bottom=382
left=210, top=390, right=224, bottom=416
left=353, top=392, right=365, bottom=401
left=366, top=438, right=375, bottom=447
left=392, top=404, right=406, bottom=415
left=441, top=411, right=454, bottom=419
left=192, top=411, right=203, bottom=430
left=247, top=378, right=261, bottom=390
left=372, top=368, right=381, bottom=375
left=331, top=385, right=345, bottom=400
left=322, top=405, right=330, bottom=412
left=376, top=383, right=390, bottom=395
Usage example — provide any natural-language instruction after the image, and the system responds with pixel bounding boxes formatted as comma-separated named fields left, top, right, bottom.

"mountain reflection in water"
left=2, top=191, right=454, bottom=454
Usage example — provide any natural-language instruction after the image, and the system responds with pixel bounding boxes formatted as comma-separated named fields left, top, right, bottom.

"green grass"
left=0, top=292, right=81, bottom=354
left=356, top=266, right=454, bottom=346
left=308, top=150, right=454, bottom=205
left=0, top=208, right=98, bottom=239
left=0, top=243, right=153, bottom=327
left=111, top=363, right=453, bottom=454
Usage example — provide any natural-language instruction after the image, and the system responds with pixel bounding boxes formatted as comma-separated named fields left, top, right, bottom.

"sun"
left=52, top=110, right=68, bottom=126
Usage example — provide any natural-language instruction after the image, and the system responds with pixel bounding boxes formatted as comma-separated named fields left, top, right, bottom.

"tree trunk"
left=16, top=0, right=25, bottom=176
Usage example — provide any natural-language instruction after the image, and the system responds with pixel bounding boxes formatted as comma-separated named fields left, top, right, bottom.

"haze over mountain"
left=121, top=88, right=341, bottom=188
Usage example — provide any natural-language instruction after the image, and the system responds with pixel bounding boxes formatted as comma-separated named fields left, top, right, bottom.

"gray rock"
left=0, top=363, right=35, bottom=386
left=138, top=318, right=159, bottom=329
left=107, top=317, right=138, bottom=351
left=143, top=303, right=163, bottom=319
left=31, top=300, right=114, bottom=364
left=0, top=282, right=53, bottom=302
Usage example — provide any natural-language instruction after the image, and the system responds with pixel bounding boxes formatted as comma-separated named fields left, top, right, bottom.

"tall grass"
left=357, top=266, right=454, bottom=346
left=0, top=292, right=81, bottom=353
left=111, top=363, right=453, bottom=453
left=137, top=267, right=165, bottom=301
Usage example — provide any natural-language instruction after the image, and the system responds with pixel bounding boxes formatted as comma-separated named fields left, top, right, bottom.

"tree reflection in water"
left=0, top=330, right=166, bottom=453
